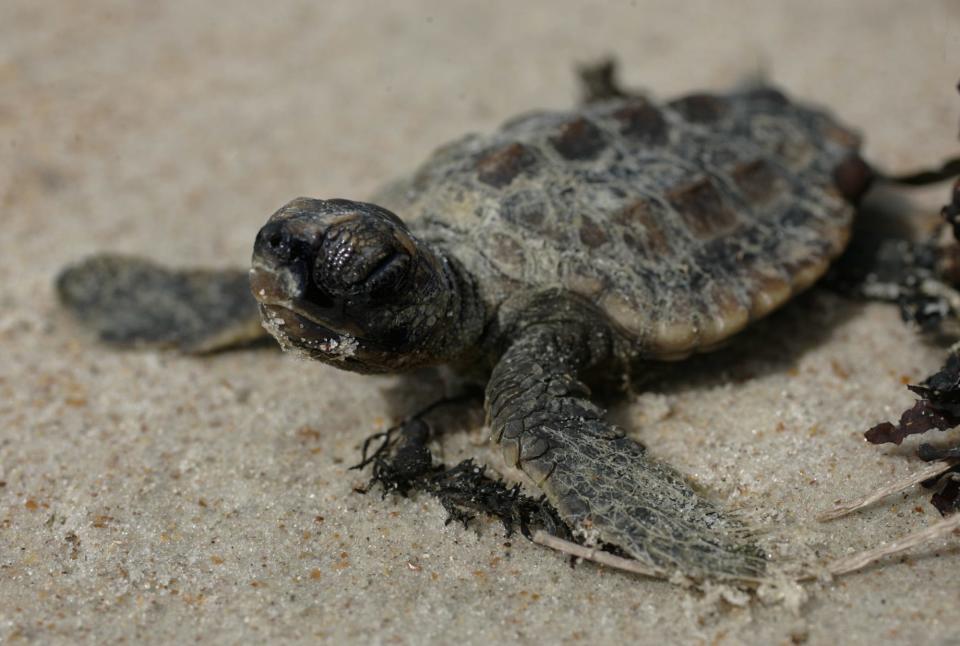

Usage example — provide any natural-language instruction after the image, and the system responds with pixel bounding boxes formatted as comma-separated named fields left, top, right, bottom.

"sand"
left=2, top=1, right=960, bottom=643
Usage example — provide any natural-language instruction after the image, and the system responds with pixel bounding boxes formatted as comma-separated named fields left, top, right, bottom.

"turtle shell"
left=377, top=87, right=863, bottom=359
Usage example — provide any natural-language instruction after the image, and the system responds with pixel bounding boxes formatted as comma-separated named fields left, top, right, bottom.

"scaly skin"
left=53, top=62, right=960, bottom=583
left=249, top=198, right=486, bottom=373
left=244, top=198, right=770, bottom=580
left=57, top=199, right=768, bottom=581
left=56, top=61, right=880, bottom=583
left=486, top=309, right=766, bottom=580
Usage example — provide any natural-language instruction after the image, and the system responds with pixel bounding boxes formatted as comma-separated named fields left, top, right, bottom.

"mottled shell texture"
left=378, top=87, right=860, bottom=359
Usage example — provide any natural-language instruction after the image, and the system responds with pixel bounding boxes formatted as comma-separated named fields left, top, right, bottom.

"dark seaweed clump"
left=352, top=410, right=571, bottom=541
left=865, top=351, right=960, bottom=514
left=864, top=179, right=960, bottom=514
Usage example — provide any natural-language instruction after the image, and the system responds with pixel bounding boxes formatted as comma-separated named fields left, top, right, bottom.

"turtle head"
left=250, top=198, right=479, bottom=373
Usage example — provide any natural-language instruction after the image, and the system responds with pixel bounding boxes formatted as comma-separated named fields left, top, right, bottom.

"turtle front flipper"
left=56, top=254, right=268, bottom=354
left=486, top=322, right=767, bottom=582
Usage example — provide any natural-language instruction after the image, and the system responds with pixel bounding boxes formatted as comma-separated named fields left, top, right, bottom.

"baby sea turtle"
left=58, top=62, right=911, bottom=582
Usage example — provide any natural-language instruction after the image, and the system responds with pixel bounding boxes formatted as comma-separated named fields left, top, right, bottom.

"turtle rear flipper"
left=486, top=321, right=767, bottom=582
left=56, top=254, right=267, bottom=354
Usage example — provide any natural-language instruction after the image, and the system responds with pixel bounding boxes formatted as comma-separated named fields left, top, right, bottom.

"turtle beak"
left=249, top=263, right=304, bottom=306
left=248, top=197, right=435, bottom=373
left=249, top=272, right=367, bottom=366
left=250, top=214, right=351, bottom=358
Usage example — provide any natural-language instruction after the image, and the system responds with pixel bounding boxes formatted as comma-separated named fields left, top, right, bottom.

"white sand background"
left=2, top=1, right=960, bottom=643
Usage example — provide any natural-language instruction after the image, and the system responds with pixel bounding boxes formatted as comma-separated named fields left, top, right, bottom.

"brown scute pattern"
left=614, top=199, right=673, bottom=257
left=579, top=216, right=608, bottom=248
left=476, top=142, right=537, bottom=188
left=387, top=83, right=860, bottom=358
left=613, top=100, right=668, bottom=145
left=549, top=117, right=607, bottom=160
left=730, top=159, right=785, bottom=204
left=667, top=178, right=740, bottom=240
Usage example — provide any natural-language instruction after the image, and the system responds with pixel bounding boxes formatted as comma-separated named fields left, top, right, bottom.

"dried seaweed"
left=863, top=343, right=960, bottom=447
left=863, top=331, right=960, bottom=515
left=864, top=400, right=960, bottom=446
left=827, top=234, right=960, bottom=334
left=928, top=473, right=960, bottom=514
left=818, top=459, right=959, bottom=521
left=352, top=407, right=571, bottom=542
left=860, top=177, right=960, bottom=513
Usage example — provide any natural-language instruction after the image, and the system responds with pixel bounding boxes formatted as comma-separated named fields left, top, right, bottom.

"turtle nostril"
left=256, top=222, right=304, bottom=265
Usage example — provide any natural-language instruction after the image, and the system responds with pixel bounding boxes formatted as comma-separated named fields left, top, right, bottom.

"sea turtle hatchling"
left=59, top=62, right=923, bottom=582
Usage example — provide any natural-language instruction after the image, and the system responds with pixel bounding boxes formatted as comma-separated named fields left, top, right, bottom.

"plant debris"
left=352, top=402, right=571, bottom=542
left=827, top=233, right=960, bottom=336
left=863, top=347, right=960, bottom=509
left=818, top=512, right=960, bottom=576
left=930, top=472, right=960, bottom=514
left=864, top=353, right=960, bottom=447
left=818, top=459, right=959, bottom=521
left=826, top=179, right=960, bottom=338
left=862, top=178, right=960, bottom=514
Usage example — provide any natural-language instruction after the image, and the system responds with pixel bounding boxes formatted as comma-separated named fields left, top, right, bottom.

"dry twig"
left=817, top=460, right=958, bottom=521
left=532, top=530, right=666, bottom=579
left=821, top=512, right=960, bottom=577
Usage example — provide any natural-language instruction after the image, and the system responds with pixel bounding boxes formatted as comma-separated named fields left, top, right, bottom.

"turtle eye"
left=363, top=251, right=411, bottom=298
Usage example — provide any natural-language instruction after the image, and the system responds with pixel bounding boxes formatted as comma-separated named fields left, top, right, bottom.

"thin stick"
left=822, top=513, right=960, bottom=578
left=532, top=530, right=666, bottom=579
left=817, top=460, right=958, bottom=522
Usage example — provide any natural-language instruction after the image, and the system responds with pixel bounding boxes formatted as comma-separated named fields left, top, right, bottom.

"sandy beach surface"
left=2, top=1, right=960, bottom=643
